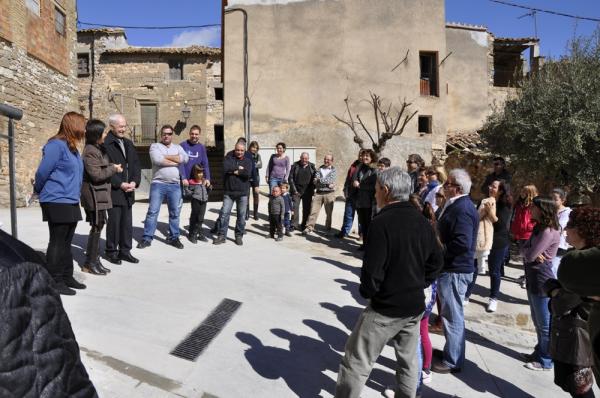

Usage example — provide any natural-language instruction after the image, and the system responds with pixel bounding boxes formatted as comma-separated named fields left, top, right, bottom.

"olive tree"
left=481, top=31, right=600, bottom=194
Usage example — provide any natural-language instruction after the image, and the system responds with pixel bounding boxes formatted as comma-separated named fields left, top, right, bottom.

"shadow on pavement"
left=311, top=256, right=361, bottom=278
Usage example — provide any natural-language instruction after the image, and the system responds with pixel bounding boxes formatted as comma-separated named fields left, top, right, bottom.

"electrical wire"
left=77, top=20, right=221, bottom=30
left=488, top=0, right=600, bottom=23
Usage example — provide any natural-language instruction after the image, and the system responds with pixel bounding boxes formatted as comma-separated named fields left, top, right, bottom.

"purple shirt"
left=266, top=155, right=291, bottom=181
left=179, top=140, right=211, bottom=181
left=522, top=227, right=560, bottom=294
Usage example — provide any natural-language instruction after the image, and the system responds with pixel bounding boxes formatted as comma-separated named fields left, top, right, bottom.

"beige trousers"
left=305, top=191, right=336, bottom=230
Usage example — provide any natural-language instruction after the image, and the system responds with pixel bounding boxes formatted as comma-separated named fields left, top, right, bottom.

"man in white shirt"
left=138, top=125, right=189, bottom=249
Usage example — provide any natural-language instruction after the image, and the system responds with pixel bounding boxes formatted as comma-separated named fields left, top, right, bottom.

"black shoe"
left=285, top=231, right=292, bottom=237
left=276, top=236, right=283, bottom=242
left=213, top=236, right=226, bottom=245
left=55, top=282, right=76, bottom=296
left=168, top=238, right=184, bottom=249
left=137, top=240, right=151, bottom=249
left=82, top=263, right=107, bottom=276
left=105, top=254, right=122, bottom=265
left=235, top=236, right=243, bottom=246
left=119, top=253, right=139, bottom=263
left=198, top=234, right=208, bottom=242
left=432, top=361, right=461, bottom=374
left=210, top=225, right=219, bottom=234
left=65, top=276, right=86, bottom=290
left=96, top=259, right=111, bottom=273
left=188, top=232, right=198, bottom=244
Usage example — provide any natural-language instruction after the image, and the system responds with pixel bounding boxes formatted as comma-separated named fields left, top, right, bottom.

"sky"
left=76, top=0, right=600, bottom=58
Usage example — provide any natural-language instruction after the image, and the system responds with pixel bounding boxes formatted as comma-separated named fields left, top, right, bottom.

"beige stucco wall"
left=225, top=0, right=447, bottom=189
left=445, top=27, right=492, bottom=133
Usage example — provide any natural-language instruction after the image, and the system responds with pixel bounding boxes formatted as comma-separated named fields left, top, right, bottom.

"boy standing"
left=280, top=183, right=294, bottom=237
left=269, top=186, right=285, bottom=241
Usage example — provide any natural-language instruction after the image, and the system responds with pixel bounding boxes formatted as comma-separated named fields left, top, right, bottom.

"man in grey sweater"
left=138, top=125, right=189, bottom=249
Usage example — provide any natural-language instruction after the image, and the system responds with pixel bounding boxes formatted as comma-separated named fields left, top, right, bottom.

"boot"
left=188, top=227, right=198, bottom=244
left=82, top=231, right=106, bottom=276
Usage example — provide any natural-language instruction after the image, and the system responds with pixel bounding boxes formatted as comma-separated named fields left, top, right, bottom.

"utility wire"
left=488, top=0, right=600, bottom=23
left=77, top=20, right=221, bottom=30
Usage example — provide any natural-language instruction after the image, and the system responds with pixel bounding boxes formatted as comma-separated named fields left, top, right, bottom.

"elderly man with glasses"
left=432, top=169, right=479, bottom=374
left=137, top=125, right=189, bottom=249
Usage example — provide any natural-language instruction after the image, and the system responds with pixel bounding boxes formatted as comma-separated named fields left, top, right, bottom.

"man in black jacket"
left=289, top=152, right=316, bottom=231
left=213, top=142, right=253, bottom=246
left=103, top=114, right=141, bottom=264
left=335, top=167, right=443, bottom=398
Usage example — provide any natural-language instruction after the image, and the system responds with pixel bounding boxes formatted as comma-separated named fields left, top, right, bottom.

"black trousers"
left=356, top=207, right=372, bottom=243
left=106, top=204, right=133, bottom=255
left=293, top=191, right=312, bottom=230
left=269, top=214, right=283, bottom=237
left=46, top=222, right=77, bottom=282
left=189, top=199, right=207, bottom=232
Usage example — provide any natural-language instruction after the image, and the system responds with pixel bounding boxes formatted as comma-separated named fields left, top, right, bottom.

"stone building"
left=0, top=0, right=78, bottom=206
left=224, top=0, right=540, bottom=191
left=76, top=29, right=223, bottom=191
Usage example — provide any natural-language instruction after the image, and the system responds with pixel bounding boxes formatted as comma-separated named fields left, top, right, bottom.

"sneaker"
left=188, top=233, right=197, bottom=244
left=487, top=298, right=498, bottom=313
left=168, top=238, right=184, bottom=249
left=275, top=236, right=283, bottom=242
left=383, top=386, right=396, bottom=398
left=524, top=361, right=551, bottom=371
left=303, top=228, right=313, bottom=236
left=213, top=236, right=226, bottom=245
left=235, top=236, right=243, bottom=246
left=137, top=240, right=151, bottom=249
left=463, top=297, right=470, bottom=306
left=422, top=369, right=432, bottom=384
left=198, top=234, right=208, bottom=242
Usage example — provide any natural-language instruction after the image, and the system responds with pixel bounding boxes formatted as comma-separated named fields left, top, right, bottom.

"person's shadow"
left=311, top=256, right=361, bottom=277
left=236, top=329, right=338, bottom=397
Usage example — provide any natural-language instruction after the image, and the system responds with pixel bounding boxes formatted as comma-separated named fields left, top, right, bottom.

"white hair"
left=108, top=113, right=124, bottom=126
left=377, top=166, right=411, bottom=202
left=449, top=168, right=472, bottom=194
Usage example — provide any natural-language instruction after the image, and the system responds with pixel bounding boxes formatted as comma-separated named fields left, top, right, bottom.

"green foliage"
left=481, top=30, right=600, bottom=193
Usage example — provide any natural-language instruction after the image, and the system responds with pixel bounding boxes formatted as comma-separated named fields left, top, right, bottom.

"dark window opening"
left=77, top=53, right=90, bottom=76
left=214, top=87, right=223, bottom=101
left=493, top=52, right=523, bottom=87
left=418, top=116, right=432, bottom=134
left=419, top=52, right=438, bottom=96
left=55, top=7, right=66, bottom=36
left=214, top=124, right=224, bottom=145
left=169, top=60, right=183, bottom=80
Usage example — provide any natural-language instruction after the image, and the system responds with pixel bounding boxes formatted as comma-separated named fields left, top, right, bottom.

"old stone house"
left=76, top=28, right=223, bottom=191
left=0, top=0, right=78, bottom=206
left=224, top=0, right=540, bottom=191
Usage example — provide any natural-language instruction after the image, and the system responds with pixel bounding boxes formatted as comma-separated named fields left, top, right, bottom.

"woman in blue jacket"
left=34, top=112, right=86, bottom=295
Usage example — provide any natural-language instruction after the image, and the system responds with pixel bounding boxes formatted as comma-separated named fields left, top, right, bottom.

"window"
left=54, top=7, right=66, bottom=36
left=169, top=60, right=183, bottom=80
left=26, top=0, right=40, bottom=16
left=214, top=87, right=223, bottom=101
left=418, top=116, right=432, bottom=134
left=419, top=52, right=439, bottom=96
left=77, top=53, right=90, bottom=76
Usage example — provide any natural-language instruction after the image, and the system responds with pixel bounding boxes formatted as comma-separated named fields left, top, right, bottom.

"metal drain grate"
left=170, top=298, right=242, bottom=361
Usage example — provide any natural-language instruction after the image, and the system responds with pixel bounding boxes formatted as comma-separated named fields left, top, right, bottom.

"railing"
left=0, top=103, right=24, bottom=238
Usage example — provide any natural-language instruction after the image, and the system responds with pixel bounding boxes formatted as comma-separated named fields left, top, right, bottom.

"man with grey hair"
left=335, top=167, right=443, bottom=398
left=303, top=154, right=336, bottom=235
left=103, top=114, right=141, bottom=264
left=432, top=168, right=478, bottom=374
left=289, top=152, right=316, bottom=231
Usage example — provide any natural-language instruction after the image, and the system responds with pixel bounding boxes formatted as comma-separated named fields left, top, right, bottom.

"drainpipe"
left=224, top=7, right=251, bottom=144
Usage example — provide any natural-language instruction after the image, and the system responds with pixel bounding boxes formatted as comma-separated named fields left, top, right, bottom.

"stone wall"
left=0, top=0, right=78, bottom=207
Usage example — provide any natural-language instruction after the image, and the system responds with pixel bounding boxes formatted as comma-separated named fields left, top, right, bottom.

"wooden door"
left=140, top=104, right=157, bottom=144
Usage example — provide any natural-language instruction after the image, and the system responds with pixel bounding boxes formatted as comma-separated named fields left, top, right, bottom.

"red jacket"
left=511, top=203, right=536, bottom=241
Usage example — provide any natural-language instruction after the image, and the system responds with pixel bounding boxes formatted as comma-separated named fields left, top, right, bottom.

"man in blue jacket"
left=213, top=142, right=253, bottom=246
left=433, top=169, right=478, bottom=374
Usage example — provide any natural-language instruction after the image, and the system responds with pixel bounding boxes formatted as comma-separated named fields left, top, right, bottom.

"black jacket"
left=0, top=229, right=97, bottom=398
left=353, top=164, right=377, bottom=209
left=360, top=201, right=444, bottom=317
left=103, top=132, right=141, bottom=206
left=289, top=161, right=316, bottom=196
left=223, top=152, right=253, bottom=195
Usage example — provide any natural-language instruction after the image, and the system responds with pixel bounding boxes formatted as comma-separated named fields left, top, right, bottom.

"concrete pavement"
left=1, top=198, right=597, bottom=398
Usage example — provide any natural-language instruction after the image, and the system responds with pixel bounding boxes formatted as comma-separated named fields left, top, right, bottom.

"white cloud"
left=168, top=27, right=221, bottom=48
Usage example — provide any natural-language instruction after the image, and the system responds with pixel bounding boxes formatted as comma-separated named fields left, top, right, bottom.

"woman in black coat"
left=351, top=149, right=378, bottom=250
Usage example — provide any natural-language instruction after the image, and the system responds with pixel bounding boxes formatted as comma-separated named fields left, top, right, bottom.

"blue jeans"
left=219, top=194, right=248, bottom=238
left=527, top=290, right=553, bottom=369
left=437, top=272, right=473, bottom=369
left=489, top=245, right=509, bottom=299
left=340, top=198, right=355, bottom=236
left=143, top=182, right=182, bottom=241
left=269, top=177, right=284, bottom=191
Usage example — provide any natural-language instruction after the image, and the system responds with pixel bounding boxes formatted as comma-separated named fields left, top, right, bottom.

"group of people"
left=31, top=112, right=600, bottom=398
left=333, top=158, right=600, bottom=398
